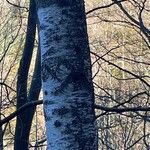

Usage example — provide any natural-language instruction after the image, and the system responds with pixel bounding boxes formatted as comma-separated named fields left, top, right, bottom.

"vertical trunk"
left=14, top=0, right=37, bottom=149
left=0, top=83, right=3, bottom=149
left=36, top=1, right=98, bottom=149
left=22, top=46, right=41, bottom=149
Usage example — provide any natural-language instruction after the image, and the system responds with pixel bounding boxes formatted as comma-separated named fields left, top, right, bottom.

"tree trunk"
left=36, top=1, right=98, bottom=149
left=24, top=46, right=41, bottom=148
left=14, top=0, right=37, bottom=149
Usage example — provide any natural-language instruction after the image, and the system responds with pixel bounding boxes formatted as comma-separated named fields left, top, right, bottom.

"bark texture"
left=36, top=1, right=98, bottom=149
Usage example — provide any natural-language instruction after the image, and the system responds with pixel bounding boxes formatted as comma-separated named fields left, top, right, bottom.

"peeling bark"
left=36, top=1, right=98, bottom=149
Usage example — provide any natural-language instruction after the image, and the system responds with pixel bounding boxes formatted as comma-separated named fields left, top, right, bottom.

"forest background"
left=0, top=0, right=150, bottom=149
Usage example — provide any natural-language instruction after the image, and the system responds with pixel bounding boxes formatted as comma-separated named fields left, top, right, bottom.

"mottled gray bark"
left=36, top=1, right=98, bottom=150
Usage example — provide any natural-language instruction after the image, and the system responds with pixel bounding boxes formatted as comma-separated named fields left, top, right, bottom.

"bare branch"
left=0, top=100, right=43, bottom=127
left=86, top=0, right=127, bottom=15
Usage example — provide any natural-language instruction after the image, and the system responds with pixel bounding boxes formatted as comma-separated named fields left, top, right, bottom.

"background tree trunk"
left=36, top=1, right=98, bottom=149
left=14, top=0, right=38, bottom=149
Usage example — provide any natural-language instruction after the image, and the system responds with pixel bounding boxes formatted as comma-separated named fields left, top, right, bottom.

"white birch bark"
left=36, top=1, right=98, bottom=149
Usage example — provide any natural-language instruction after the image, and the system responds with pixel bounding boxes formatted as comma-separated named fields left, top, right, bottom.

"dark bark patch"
left=70, top=105, right=78, bottom=117
left=39, top=24, right=48, bottom=30
left=44, top=110, right=51, bottom=121
left=44, top=90, right=48, bottom=95
left=56, top=0, right=74, bottom=7
left=71, top=118, right=79, bottom=125
left=53, top=34, right=62, bottom=42
left=54, top=120, right=61, bottom=127
left=64, top=123, right=72, bottom=134
left=52, top=107, right=70, bottom=116
left=45, top=116, right=51, bottom=121
left=62, top=9, right=69, bottom=15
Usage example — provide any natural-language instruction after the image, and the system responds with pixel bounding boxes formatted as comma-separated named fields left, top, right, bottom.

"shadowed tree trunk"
left=24, top=46, right=41, bottom=148
left=36, top=0, right=98, bottom=149
left=14, top=0, right=39, bottom=149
